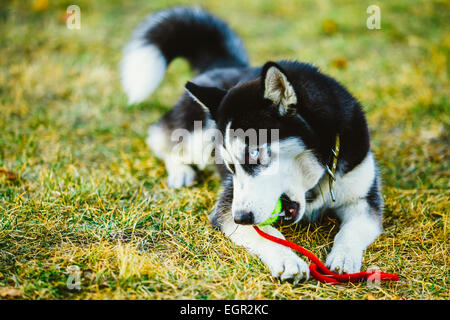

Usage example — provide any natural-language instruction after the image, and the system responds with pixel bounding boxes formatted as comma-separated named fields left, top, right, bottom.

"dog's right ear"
left=185, top=82, right=227, bottom=120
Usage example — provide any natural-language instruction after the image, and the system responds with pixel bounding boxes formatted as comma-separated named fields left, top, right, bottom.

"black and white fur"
left=121, top=6, right=383, bottom=282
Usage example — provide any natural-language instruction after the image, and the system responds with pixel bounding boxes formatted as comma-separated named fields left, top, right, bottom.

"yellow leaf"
left=332, top=57, right=348, bottom=69
left=32, top=0, right=49, bottom=12
left=322, top=19, right=338, bottom=35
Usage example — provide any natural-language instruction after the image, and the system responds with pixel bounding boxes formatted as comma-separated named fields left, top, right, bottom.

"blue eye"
left=249, top=149, right=259, bottom=158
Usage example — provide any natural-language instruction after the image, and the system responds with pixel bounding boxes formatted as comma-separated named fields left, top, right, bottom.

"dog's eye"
left=249, top=149, right=259, bottom=159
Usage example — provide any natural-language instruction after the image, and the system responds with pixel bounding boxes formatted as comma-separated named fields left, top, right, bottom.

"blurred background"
left=0, top=0, right=448, bottom=299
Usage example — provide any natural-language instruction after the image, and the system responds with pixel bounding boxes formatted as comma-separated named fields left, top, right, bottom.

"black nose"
left=234, top=211, right=254, bottom=225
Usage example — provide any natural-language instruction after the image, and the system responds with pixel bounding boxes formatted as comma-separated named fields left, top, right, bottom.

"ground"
left=0, top=0, right=448, bottom=300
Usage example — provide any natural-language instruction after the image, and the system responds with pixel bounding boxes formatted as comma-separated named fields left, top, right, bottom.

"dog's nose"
left=234, top=211, right=254, bottom=225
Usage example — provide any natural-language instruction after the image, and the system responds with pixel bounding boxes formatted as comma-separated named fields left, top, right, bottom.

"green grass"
left=0, top=0, right=449, bottom=300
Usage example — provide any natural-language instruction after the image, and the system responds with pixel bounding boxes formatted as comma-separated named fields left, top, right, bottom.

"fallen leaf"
left=32, top=0, right=49, bottom=12
left=0, top=169, right=18, bottom=182
left=59, top=11, right=71, bottom=24
left=332, top=57, right=348, bottom=69
left=322, top=19, right=338, bottom=35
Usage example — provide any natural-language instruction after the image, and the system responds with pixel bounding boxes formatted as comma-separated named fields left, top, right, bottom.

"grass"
left=0, top=0, right=448, bottom=300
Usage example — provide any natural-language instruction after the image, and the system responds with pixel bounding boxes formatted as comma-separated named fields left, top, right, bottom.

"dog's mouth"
left=278, top=194, right=300, bottom=225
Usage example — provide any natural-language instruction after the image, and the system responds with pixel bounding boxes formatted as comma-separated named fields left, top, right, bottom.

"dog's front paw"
left=263, top=250, right=310, bottom=282
left=325, top=245, right=363, bottom=274
left=167, top=164, right=195, bottom=188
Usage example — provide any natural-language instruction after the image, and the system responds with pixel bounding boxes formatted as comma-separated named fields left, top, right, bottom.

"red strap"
left=253, top=226, right=399, bottom=284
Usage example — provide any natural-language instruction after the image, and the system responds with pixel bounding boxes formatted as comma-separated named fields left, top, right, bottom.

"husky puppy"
left=121, top=6, right=383, bottom=281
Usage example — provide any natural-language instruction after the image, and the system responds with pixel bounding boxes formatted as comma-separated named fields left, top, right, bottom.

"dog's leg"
left=164, top=156, right=197, bottom=188
left=146, top=94, right=214, bottom=188
left=210, top=177, right=309, bottom=281
left=226, top=219, right=310, bottom=281
left=325, top=198, right=382, bottom=274
left=146, top=122, right=196, bottom=188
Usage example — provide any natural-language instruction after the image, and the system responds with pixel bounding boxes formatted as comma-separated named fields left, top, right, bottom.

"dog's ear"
left=262, top=62, right=297, bottom=115
left=185, top=82, right=227, bottom=120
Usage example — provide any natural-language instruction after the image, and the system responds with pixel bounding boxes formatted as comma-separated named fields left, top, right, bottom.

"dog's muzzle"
left=233, top=194, right=300, bottom=226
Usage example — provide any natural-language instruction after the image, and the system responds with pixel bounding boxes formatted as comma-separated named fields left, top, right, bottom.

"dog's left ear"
left=262, top=62, right=298, bottom=115
left=185, top=81, right=227, bottom=120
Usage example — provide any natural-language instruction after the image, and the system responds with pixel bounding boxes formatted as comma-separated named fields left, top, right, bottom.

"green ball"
left=258, top=198, right=282, bottom=226
left=273, top=197, right=282, bottom=214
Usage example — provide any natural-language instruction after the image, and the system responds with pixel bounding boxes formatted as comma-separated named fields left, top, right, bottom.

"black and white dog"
left=121, top=6, right=383, bottom=282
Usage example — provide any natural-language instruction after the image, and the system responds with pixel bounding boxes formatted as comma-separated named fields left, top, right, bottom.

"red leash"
left=253, top=226, right=399, bottom=284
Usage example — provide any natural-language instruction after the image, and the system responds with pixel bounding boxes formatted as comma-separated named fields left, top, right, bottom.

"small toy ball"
left=258, top=198, right=282, bottom=226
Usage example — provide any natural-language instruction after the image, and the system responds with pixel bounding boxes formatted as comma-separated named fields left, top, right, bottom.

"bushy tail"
left=121, top=6, right=249, bottom=104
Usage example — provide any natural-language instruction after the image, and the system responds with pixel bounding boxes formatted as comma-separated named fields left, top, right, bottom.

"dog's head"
left=185, top=61, right=331, bottom=225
